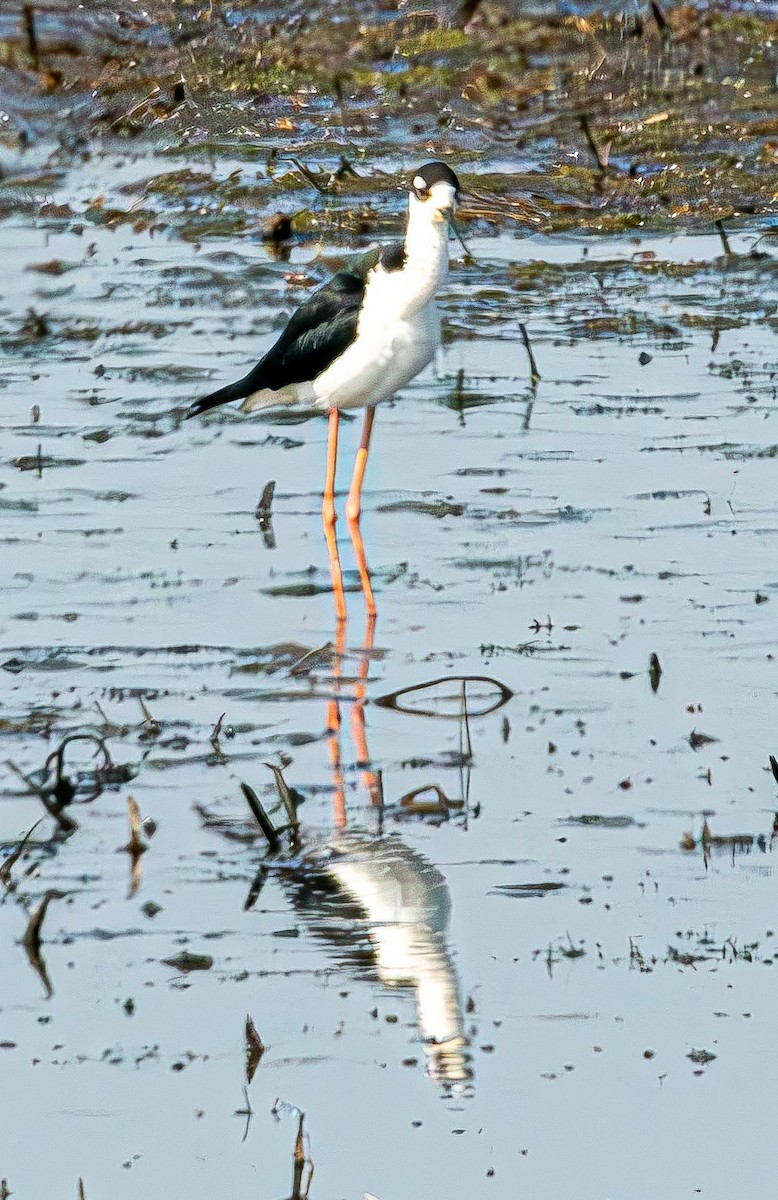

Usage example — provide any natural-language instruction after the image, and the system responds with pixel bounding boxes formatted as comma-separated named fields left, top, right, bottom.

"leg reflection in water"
left=289, top=605, right=471, bottom=1087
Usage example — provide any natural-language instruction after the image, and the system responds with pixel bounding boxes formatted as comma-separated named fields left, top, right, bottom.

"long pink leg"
left=326, top=620, right=347, bottom=829
left=322, top=408, right=346, bottom=624
left=345, top=407, right=376, bottom=619
left=350, top=612, right=381, bottom=808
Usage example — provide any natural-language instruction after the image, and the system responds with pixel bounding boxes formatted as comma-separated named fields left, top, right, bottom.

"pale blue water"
left=1, top=156, right=778, bottom=1198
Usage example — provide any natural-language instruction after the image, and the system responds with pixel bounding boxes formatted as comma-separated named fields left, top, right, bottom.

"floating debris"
left=118, top=796, right=148, bottom=899
left=23, top=889, right=66, bottom=998
left=162, top=951, right=214, bottom=973
left=688, top=730, right=719, bottom=751
left=245, top=1014, right=265, bottom=1084
left=0, top=820, right=43, bottom=892
left=264, top=762, right=301, bottom=836
left=6, top=732, right=117, bottom=833
left=687, top=1048, right=717, bottom=1065
left=255, top=479, right=277, bottom=549
left=563, top=815, right=643, bottom=829
left=375, top=674, right=512, bottom=719
left=491, top=882, right=566, bottom=898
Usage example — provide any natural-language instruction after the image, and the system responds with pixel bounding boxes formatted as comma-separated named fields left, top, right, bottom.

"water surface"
left=1, top=162, right=778, bottom=1198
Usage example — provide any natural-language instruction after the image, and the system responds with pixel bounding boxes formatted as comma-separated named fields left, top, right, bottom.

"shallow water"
left=1, top=153, right=778, bottom=1198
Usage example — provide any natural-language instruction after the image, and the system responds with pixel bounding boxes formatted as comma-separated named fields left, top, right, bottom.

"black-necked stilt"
left=185, top=160, right=461, bottom=621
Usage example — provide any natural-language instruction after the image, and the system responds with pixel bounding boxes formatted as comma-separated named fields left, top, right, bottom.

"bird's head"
left=408, top=161, right=461, bottom=222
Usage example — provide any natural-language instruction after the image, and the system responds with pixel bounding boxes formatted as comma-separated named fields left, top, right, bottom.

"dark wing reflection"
left=280, top=832, right=470, bottom=1085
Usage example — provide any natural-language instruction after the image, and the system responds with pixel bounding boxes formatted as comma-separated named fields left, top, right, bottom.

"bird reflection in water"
left=285, top=831, right=470, bottom=1087
left=275, top=608, right=471, bottom=1088
left=228, top=425, right=513, bottom=1088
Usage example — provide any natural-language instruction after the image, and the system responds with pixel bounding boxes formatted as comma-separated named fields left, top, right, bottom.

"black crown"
left=413, top=161, right=461, bottom=196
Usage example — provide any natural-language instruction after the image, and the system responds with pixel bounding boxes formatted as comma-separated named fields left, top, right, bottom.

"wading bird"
left=185, top=161, right=461, bottom=622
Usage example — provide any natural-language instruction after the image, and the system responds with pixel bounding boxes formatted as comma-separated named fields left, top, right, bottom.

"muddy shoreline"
left=1, top=0, right=777, bottom=234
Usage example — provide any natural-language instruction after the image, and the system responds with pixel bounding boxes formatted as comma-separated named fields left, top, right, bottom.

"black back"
left=185, top=242, right=405, bottom=418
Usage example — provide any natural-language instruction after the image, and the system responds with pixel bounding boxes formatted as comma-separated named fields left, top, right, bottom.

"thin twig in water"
left=46, top=732, right=112, bottom=797
left=579, top=113, right=609, bottom=173
left=119, top=796, right=147, bottom=899
left=256, top=480, right=275, bottom=523
left=293, top=1112, right=306, bottom=1197
left=522, top=390, right=535, bottom=431
left=715, top=219, right=734, bottom=259
left=240, top=782, right=280, bottom=851
left=291, top=1111, right=314, bottom=1200
left=6, top=758, right=78, bottom=833
left=463, top=185, right=549, bottom=224
left=234, top=1085, right=253, bottom=1143
left=208, top=712, right=229, bottom=764
left=94, top=700, right=128, bottom=737
left=244, top=863, right=269, bottom=911
left=264, top=763, right=299, bottom=833
left=24, top=889, right=64, bottom=956
left=0, top=819, right=43, bottom=890
left=108, top=87, right=160, bottom=131
left=519, top=323, right=541, bottom=386
left=23, top=889, right=66, bottom=998
left=460, top=680, right=473, bottom=764
left=586, top=50, right=607, bottom=81
left=454, top=367, right=465, bottom=406
left=255, top=480, right=277, bottom=548
left=121, top=796, right=147, bottom=856
left=397, top=784, right=452, bottom=816
left=452, top=367, right=466, bottom=425
left=289, top=158, right=330, bottom=194
left=288, top=641, right=334, bottom=677
left=139, top=698, right=161, bottom=738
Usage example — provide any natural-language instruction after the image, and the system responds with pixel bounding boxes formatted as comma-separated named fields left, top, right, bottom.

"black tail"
left=185, top=364, right=265, bottom=419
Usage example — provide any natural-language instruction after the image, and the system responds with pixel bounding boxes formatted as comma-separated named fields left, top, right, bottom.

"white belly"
left=312, top=300, right=439, bottom=411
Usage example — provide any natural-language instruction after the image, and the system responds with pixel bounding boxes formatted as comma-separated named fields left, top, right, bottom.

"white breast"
left=312, top=256, right=444, bottom=411
left=244, top=201, right=451, bottom=415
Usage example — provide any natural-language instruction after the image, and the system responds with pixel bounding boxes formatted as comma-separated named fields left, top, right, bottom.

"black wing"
left=184, top=243, right=403, bottom=420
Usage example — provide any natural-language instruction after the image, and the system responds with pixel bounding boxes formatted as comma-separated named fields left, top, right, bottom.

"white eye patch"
left=413, top=175, right=428, bottom=191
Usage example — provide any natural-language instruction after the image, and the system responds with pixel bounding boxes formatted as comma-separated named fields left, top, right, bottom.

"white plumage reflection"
left=284, top=833, right=470, bottom=1086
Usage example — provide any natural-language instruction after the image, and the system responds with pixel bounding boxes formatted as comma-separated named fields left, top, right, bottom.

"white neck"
left=357, top=193, right=451, bottom=330
left=401, top=194, right=451, bottom=310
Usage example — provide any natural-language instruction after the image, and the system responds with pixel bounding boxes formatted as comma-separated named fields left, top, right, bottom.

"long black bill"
left=447, top=210, right=474, bottom=262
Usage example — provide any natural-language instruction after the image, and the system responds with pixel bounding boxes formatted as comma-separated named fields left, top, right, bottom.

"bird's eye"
left=412, top=175, right=430, bottom=200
